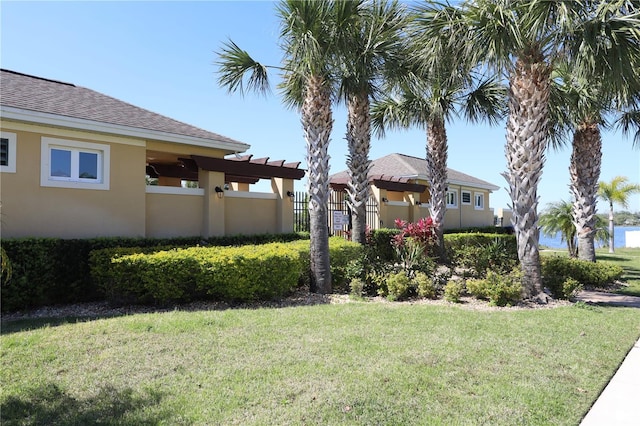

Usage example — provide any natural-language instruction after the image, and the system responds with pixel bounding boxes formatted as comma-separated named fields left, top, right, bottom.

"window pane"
left=51, top=149, right=71, bottom=177
left=79, top=152, right=98, bottom=179
left=462, top=192, right=471, bottom=203
left=0, top=138, right=8, bottom=166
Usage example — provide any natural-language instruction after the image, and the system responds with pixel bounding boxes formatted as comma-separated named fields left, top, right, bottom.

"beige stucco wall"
left=0, top=122, right=146, bottom=238
left=443, top=187, right=494, bottom=229
left=225, top=197, right=277, bottom=235
left=145, top=192, right=204, bottom=238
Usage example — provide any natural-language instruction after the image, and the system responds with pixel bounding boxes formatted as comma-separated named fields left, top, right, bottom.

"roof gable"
left=330, top=153, right=500, bottom=191
left=0, top=69, right=248, bottom=151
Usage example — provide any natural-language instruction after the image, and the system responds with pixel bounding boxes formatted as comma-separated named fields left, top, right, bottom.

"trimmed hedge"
left=1, top=233, right=309, bottom=312
left=92, top=243, right=302, bottom=304
left=541, top=255, right=624, bottom=298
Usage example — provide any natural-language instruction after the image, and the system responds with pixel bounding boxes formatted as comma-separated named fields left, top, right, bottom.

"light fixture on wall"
left=286, top=190, right=295, bottom=201
left=215, top=186, right=224, bottom=199
left=381, top=197, right=389, bottom=204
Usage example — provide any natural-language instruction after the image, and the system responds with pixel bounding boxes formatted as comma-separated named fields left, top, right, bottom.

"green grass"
left=2, top=303, right=639, bottom=425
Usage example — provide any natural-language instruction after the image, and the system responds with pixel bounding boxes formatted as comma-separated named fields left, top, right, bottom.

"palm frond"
left=461, top=75, right=507, bottom=126
left=616, top=109, right=640, bottom=148
left=216, top=39, right=271, bottom=96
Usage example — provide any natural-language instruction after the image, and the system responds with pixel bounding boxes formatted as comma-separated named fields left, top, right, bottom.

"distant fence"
left=293, top=190, right=378, bottom=236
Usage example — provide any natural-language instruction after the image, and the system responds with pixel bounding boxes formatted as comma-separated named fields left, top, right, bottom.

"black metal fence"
left=293, top=190, right=379, bottom=236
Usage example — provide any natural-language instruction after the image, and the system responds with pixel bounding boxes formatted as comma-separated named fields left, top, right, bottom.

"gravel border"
left=1, top=288, right=573, bottom=322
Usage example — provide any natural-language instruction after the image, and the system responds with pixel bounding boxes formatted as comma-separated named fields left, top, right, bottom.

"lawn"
left=2, top=302, right=639, bottom=425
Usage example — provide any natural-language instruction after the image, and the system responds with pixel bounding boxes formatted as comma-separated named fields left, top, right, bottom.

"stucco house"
left=0, top=69, right=304, bottom=239
left=329, top=153, right=500, bottom=230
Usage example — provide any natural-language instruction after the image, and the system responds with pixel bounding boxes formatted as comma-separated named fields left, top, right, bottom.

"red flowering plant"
left=392, top=218, right=438, bottom=276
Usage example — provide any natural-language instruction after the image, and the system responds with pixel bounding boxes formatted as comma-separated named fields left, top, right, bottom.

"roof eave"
left=0, top=106, right=250, bottom=154
left=447, top=178, right=500, bottom=192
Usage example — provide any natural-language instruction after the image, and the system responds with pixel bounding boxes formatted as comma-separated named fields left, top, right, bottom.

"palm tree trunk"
left=608, top=202, right=615, bottom=253
left=345, top=92, right=372, bottom=245
left=503, top=56, right=551, bottom=301
left=570, top=122, right=601, bottom=262
left=303, top=75, right=333, bottom=294
left=426, top=118, right=448, bottom=261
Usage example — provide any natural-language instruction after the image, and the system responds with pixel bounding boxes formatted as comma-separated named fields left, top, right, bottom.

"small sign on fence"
left=333, top=211, right=349, bottom=230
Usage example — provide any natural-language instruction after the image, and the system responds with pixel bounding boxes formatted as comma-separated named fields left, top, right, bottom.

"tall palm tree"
left=371, top=3, right=505, bottom=259
left=548, top=1, right=640, bottom=262
left=371, top=70, right=505, bottom=259
left=217, top=0, right=341, bottom=293
left=416, top=0, right=640, bottom=300
left=598, top=176, right=640, bottom=253
left=335, top=0, right=406, bottom=245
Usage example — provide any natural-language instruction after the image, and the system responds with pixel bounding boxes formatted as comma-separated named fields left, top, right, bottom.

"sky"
left=1, top=0, right=639, bottom=213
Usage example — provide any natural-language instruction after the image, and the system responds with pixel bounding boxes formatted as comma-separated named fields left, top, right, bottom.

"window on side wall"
left=461, top=190, right=471, bottom=205
left=0, top=131, right=17, bottom=173
left=474, top=192, right=484, bottom=210
left=41, top=137, right=110, bottom=190
left=446, top=190, right=458, bottom=208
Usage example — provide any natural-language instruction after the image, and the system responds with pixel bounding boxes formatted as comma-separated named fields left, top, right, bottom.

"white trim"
left=1, top=120, right=145, bottom=147
left=226, top=191, right=277, bottom=200
left=387, top=200, right=409, bottom=207
left=446, top=189, right=458, bottom=209
left=146, top=186, right=204, bottom=196
left=40, top=137, right=110, bottom=190
left=2, top=106, right=250, bottom=153
left=0, top=131, right=17, bottom=173
left=474, top=192, right=485, bottom=210
left=418, top=203, right=431, bottom=208
left=461, top=190, right=472, bottom=205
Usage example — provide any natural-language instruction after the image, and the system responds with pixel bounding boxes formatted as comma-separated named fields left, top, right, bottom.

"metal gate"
left=293, top=190, right=379, bottom=237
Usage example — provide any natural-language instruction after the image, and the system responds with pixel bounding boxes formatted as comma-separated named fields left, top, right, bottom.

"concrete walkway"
left=578, top=291, right=640, bottom=425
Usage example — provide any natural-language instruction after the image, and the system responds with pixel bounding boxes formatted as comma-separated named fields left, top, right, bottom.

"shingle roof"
left=0, top=69, right=248, bottom=149
left=330, top=153, right=500, bottom=191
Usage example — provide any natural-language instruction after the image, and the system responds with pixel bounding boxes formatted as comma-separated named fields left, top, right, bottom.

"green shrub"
left=444, top=280, right=464, bottom=303
left=367, top=228, right=400, bottom=262
left=415, top=272, right=437, bottom=299
left=385, top=272, right=412, bottom=301
left=1, top=233, right=309, bottom=312
left=466, top=269, right=523, bottom=306
left=444, top=233, right=518, bottom=277
left=562, top=278, right=583, bottom=299
left=541, top=256, right=623, bottom=299
left=95, top=243, right=302, bottom=304
left=349, top=278, right=366, bottom=299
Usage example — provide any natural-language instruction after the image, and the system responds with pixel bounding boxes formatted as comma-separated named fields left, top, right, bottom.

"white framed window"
left=0, top=131, right=17, bottom=173
left=446, top=190, right=458, bottom=208
left=41, top=137, right=110, bottom=190
left=474, top=192, right=485, bottom=210
left=461, top=190, right=471, bottom=205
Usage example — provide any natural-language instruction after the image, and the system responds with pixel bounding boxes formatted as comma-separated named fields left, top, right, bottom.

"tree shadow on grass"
left=1, top=382, right=169, bottom=425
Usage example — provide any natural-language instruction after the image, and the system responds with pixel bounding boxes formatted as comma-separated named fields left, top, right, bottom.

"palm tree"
left=547, top=1, right=640, bottom=262
left=217, top=0, right=341, bottom=293
left=598, top=176, right=640, bottom=253
left=416, top=0, right=640, bottom=300
left=539, top=200, right=578, bottom=257
left=371, top=3, right=505, bottom=259
left=335, top=0, right=406, bottom=245
left=371, top=71, right=505, bottom=259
